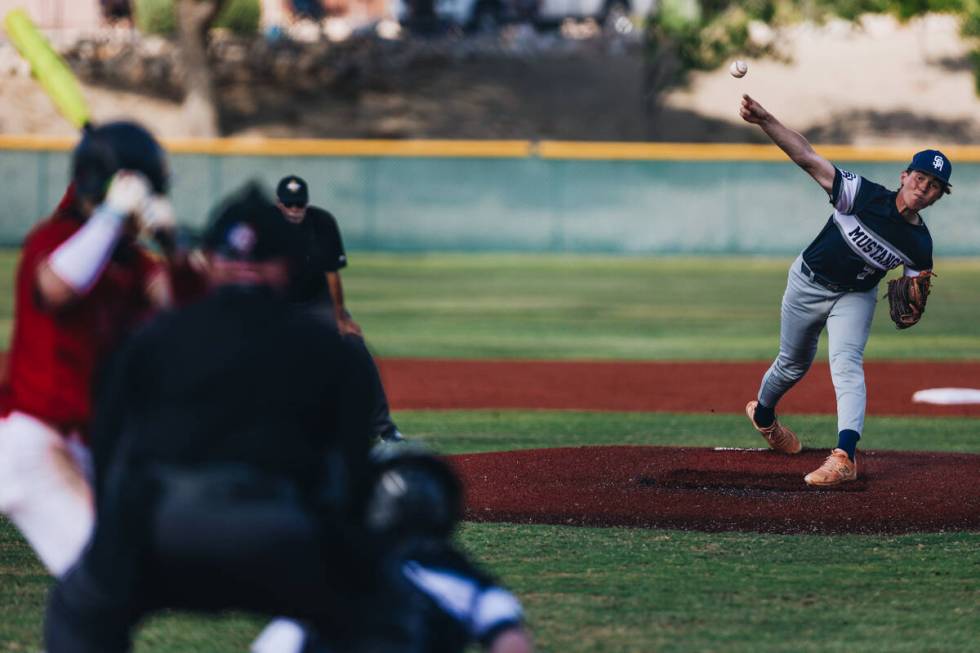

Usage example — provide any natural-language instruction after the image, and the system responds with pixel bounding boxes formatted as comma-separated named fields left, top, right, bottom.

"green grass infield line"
left=394, top=409, right=980, bottom=455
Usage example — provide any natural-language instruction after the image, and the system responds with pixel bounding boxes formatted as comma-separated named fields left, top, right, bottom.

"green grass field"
left=1, top=252, right=978, bottom=652
left=345, top=254, right=980, bottom=361
left=2, top=252, right=980, bottom=359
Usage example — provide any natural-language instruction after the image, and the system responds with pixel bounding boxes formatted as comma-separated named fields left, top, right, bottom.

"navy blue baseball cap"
left=276, top=175, right=309, bottom=207
left=907, top=149, right=952, bottom=194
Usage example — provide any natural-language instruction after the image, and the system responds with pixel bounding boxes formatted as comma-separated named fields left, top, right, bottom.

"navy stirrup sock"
left=837, top=429, right=860, bottom=461
left=754, top=403, right=776, bottom=428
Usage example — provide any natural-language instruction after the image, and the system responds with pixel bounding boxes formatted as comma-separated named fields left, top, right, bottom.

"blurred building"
left=0, top=0, right=102, bottom=30
left=0, top=1, right=392, bottom=32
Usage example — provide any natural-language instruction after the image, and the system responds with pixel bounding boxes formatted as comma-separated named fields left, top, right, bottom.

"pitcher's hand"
left=739, top=94, right=772, bottom=125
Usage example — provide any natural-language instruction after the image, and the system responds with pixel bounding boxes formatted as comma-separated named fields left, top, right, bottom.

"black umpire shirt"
left=286, top=206, right=348, bottom=304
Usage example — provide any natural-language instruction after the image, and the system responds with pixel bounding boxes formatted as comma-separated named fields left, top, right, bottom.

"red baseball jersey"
left=0, top=186, right=160, bottom=434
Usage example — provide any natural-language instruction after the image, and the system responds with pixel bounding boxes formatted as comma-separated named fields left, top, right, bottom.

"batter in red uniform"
left=0, top=122, right=177, bottom=576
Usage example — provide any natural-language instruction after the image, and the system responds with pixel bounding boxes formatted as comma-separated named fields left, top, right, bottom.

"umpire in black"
left=44, top=182, right=384, bottom=651
left=276, top=174, right=404, bottom=443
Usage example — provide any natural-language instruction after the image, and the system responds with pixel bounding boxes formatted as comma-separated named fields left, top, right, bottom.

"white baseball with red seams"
left=730, top=60, right=748, bottom=78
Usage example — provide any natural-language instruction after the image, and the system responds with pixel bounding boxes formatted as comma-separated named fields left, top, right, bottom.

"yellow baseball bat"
left=3, top=8, right=91, bottom=129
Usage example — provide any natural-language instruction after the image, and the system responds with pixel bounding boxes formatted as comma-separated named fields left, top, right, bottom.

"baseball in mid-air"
left=730, top=60, right=748, bottom=78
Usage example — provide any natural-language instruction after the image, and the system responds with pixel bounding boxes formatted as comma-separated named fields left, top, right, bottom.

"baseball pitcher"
left=739, top=94, right=948, bottom=486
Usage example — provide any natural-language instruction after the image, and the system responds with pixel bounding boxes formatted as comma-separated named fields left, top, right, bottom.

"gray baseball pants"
left=757, top=256, right=878, bottom=435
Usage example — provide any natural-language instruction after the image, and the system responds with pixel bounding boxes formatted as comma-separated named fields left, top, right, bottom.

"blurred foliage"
left=135, top=0, right=177, bottom=34
left=964, top=0, right=980, bottom=91
left=646, top=0, right=980, bottom=94
left=134, top=0, right=261, bottom=36
left=215, top=0, right=263, bottom=34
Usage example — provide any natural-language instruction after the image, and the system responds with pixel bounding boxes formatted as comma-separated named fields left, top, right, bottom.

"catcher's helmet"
left=204, top=182, right=298, bottom=261
left=365, top=451, right=463, bottom=540
left=71, top=121, right=169, bottom=202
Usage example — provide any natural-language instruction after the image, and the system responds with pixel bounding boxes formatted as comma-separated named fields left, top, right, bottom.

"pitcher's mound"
left=450, top=446, right=980, bottom=534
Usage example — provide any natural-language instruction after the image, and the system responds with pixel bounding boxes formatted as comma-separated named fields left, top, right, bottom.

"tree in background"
left=644, top=0, right=980, bottom=106
left=175, top=0, right=229, bottom=137
left=135, top=0, right=259, bottom=136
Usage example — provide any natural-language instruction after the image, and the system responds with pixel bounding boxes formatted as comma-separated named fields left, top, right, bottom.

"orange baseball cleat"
left=745, top=400, right=802, bottom=454
left=805, top=448, right=858, bottom=486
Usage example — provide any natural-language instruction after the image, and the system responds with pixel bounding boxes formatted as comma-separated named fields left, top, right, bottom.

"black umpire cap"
left=204, top=182, right=298, bottom=261
left=276, top=175, right=309, bottom=208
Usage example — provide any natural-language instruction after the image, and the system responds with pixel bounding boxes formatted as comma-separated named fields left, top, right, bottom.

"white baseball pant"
left=0, top=411, right=94, bottom=577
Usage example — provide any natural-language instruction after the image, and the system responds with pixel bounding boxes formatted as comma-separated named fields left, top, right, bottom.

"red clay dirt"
left=376, top=358, right=980, bottom=534
left=449, top=446, right=980, bottom=534
left=3, top=351, right=970, bottom=534
left=380, top=359, right=980, bottom=417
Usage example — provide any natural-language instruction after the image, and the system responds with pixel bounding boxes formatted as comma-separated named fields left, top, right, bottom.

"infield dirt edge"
left=450, top=445, right=980, bottom=535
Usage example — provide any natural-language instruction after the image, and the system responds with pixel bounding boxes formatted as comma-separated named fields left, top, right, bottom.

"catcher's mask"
left=71, top=121, right=169, bottom=202
left=365, top=451, right=463, bottom=540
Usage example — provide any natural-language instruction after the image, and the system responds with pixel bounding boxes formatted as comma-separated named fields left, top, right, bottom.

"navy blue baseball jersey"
left=801, top=168, right=934, bottom=291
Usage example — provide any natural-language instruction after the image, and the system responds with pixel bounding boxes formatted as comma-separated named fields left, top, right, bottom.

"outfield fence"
left=2, top=137, right=978, bottom=255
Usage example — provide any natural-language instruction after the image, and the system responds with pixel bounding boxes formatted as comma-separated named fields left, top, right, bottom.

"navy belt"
left=800, top=261, right=859, bottom=293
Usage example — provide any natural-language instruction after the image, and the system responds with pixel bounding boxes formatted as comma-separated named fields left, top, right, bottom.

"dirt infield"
left=450, top=446, right=980, bottom=534
left=381, top=359, right=980, bottom=416
left=1, top=351, right=969, bottom=534
left=394, top=359, right=980, bottom=533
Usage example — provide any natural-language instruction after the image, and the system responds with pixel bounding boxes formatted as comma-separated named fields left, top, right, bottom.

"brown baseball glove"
left=886, top=271, right=935, bottom=329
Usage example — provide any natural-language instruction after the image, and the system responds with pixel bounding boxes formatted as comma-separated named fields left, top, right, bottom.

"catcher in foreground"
left=738, top=93, right=950, bottom=487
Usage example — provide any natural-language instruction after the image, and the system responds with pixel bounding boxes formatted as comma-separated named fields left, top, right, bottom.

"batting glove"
left=104, top=170, right=152, bottom=218
left=141, top=196, right=176, bottom=232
